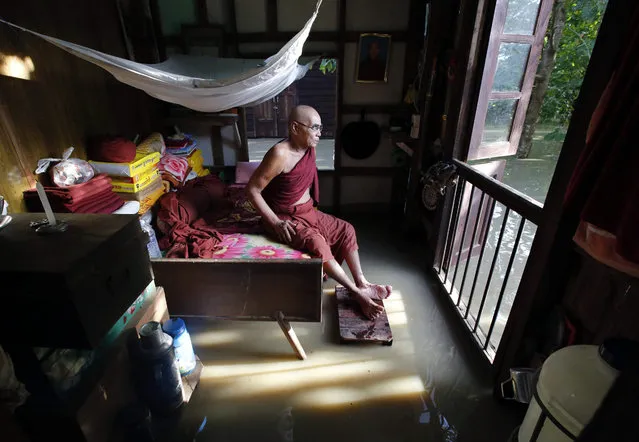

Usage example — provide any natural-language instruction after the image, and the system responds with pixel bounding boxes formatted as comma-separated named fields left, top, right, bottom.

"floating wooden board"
left=335, top=286, right=393, bottom=345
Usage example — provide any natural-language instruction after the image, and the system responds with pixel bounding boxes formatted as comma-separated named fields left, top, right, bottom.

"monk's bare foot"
left=350, top=284, right=392, bottom=320
left=358, top=282, right=393, bottom=300
left=352, top=292, right=384, bottom=320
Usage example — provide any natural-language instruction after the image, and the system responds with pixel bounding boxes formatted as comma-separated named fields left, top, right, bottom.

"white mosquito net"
left=0, top=0, right=322, bottom=112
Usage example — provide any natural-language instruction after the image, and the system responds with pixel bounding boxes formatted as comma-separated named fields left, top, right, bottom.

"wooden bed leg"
left=275, top=311, right=307, bottom=360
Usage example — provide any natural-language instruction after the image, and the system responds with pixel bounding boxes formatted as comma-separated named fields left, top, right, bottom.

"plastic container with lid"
left=162, top=318, right=197, bottom=375
left=518, top=339, right=639, bottom=441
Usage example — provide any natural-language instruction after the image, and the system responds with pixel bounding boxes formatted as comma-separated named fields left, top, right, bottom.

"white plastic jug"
left=518, top=340, right=638, bottom=441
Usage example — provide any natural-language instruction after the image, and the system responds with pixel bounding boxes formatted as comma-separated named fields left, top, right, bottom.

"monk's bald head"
left=288, top=105, right=322, bottom=148
left=288, top=105, right=320, bottom=126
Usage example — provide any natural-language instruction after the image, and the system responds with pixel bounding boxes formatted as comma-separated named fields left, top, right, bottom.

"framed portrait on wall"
left=355, top=33, right=391, bottom=83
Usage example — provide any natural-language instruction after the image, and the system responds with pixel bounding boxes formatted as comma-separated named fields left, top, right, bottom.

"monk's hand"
left=274, top=220, right=296, bottom=244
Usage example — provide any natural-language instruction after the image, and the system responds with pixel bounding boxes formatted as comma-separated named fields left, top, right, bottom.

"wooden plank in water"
left=335, top=286, right=393, bottom=345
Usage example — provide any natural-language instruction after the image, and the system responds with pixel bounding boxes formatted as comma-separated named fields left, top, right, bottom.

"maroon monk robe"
left=261, top=146, right=319, bottom=213
left=258, top=146, right=358, bottom=263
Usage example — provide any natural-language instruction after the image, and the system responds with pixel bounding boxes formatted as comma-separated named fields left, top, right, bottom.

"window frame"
left=467, top=0, right=554, bottom=161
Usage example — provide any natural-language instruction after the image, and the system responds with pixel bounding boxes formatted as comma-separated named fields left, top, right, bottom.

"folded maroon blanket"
left=67, top=192, right=125, bottom=214
left=23, top=174, right=114, bottom=203
left=24, top=184, right=124, bottom=214
left=88, top=137, right=136, bottom=163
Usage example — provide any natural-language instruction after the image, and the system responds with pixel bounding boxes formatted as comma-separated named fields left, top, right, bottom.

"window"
left=244, top=64, right=337, bottom=170
left=468, top=0, right=549, bottom=161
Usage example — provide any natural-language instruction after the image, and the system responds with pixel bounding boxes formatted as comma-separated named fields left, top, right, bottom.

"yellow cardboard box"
left=111, top=169, right=161, bottom=193
left=90, top=152, right=160, bottom=177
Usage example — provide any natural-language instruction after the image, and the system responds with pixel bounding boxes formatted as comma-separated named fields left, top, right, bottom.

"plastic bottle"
left=162, top=318, right=197, bottom=375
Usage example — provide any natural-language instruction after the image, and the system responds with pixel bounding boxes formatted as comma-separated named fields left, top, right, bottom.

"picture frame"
left=355, top=33, right=392, bottom=83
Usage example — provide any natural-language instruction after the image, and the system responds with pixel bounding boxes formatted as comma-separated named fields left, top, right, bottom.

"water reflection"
left=445, top=129, right=564, bottom=352
left=501, top=129, right=564, bottom=204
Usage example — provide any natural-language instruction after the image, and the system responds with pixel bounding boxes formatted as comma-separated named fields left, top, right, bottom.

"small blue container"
left=162, top=318, right=197, bottom=375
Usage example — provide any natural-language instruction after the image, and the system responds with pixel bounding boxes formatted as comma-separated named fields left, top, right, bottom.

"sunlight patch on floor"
left=197, top=288, right=419, bottom=404
left=203, top=358, right=400, bottom=399
left=384, top=290, right=408, bottom=325
left=294, top=375, right=426, bottom=409
left=201, top=350, right=379, bottom=379
left=190, top=330, right=243, bottom=347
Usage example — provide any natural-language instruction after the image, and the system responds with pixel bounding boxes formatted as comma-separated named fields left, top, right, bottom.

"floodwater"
left=168, top=216, right=522, bottom=442
left=445, top=130, right=563, bottom=353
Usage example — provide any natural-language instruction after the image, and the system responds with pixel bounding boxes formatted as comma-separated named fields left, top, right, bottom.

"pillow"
left=235, top=161, right=261, bottom=184
left=89, top=137, right=136, bottom=163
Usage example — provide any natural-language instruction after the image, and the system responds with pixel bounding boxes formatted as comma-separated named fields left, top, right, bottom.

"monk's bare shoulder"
left=270, top=140, right=293, bottom=157
left=263, top=141, right=291, bottom=168
left=257, top=141, right=289, bottom=176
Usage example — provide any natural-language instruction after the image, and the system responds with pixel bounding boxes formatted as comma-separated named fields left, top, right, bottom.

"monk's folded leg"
left=292, top=227, right=335, bottom=262
left=315, top=211, right=358, bottom=264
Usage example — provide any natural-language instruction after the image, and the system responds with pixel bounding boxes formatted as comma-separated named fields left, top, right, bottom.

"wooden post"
left=237, top=108, right=250, bottom=162
left=333, top=0, right=347, bottom=214
left=275, top=311, right=307, bottom=360
left=211, top=125, right=225, bottom=166
left=267, top=0, right=278, bottom=33
left=227, top=0, right=239, bottom=56
left=196, top=0, right=208, bottom=25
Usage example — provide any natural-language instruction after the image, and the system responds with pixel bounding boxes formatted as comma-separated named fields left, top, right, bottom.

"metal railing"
left=435, top=159, right=543, bottom=362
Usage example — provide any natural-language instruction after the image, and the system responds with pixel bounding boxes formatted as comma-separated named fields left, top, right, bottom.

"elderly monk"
left=247, top=105, right=392, bottom=320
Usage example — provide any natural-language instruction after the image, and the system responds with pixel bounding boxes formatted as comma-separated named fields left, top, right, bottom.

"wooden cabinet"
left=0, top=213, right=152, bottom=349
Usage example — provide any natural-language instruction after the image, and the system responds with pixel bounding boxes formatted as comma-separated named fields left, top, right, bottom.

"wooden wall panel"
left=0, top=0, right=162, bottom=212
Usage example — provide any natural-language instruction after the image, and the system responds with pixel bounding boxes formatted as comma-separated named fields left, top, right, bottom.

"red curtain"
left=565, top=5, right=639, bottom=277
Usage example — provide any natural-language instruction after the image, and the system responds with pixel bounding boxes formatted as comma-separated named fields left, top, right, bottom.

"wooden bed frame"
left=151, top=257, right=323, bottom=359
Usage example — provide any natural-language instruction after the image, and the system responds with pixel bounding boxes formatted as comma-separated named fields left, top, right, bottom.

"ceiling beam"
left=237, top=30, right=409, bottom=44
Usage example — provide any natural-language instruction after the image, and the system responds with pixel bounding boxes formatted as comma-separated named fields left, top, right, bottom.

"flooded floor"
left=179, top=216, right=523, bottom=442
left=443, top=130, right=564, bottom=353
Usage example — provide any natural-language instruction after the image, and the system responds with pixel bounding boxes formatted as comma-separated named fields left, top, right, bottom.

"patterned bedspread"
left=208, top=185, right=314, bottom=260
left=213, top=233, right=312, bottom=260
left=156, top=182, right=315, bottom=260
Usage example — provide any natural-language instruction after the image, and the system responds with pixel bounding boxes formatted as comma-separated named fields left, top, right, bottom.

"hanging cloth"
left=0, top=0, right=322, bottom=112
left=565, top=4, right=639, bottom=278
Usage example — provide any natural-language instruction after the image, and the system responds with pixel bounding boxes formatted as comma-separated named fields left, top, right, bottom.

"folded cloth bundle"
left=88, top=137, right=136, bottom=163
left=177, top=174, right=227, bottom=221
left=160, top=154, right=190, bottom=185
left=23, top=174, right=124, bottom=214
left=157, top=175, right=227, bottom=258
left=161, top=171, right=182, bottom=189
